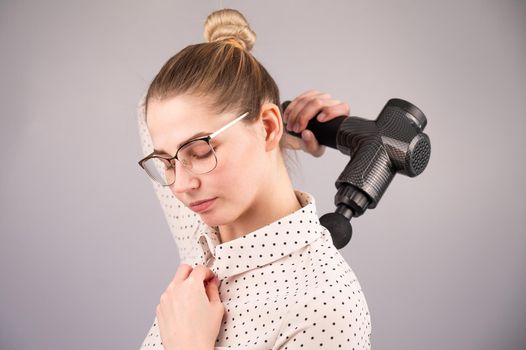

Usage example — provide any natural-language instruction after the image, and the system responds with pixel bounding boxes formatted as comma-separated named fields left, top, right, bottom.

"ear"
left=258, top=102, right=283, bottom=152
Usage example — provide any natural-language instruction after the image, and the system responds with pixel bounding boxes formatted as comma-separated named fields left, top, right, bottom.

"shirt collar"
left=196, top=189, right=323, bottom=280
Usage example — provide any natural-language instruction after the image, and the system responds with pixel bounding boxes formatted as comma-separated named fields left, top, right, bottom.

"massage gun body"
left=336, top=100, right=431, bottom=215
left=282, top=98, right=431, bottom=248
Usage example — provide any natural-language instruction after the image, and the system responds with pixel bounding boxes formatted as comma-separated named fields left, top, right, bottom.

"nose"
left=169, top=159, right=199, bottom=194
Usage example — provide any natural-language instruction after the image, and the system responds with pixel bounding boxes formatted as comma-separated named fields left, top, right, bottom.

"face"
left=145, top=94, right=272, bottom=227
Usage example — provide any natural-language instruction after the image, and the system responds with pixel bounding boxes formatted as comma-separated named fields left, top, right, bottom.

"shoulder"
left=273, top=284, right=371, bottom=349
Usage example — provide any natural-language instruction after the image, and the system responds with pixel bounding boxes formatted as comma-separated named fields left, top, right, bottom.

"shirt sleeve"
left=136, top=91, right=206, bottom=265
left=138, top=316, right=164, bottom=350
left=137, top=93, right=211, bottom=349
left=272, top=289, right=372, bottom=350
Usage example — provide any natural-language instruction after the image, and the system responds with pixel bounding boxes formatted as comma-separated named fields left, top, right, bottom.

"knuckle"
left=167, top=281, right=176, bottom=291
left=312, top=98, right=324, bottom=108
left=177, top=263, right=191, bottom=272
left=193, top=264, right=208, bottom=273
left=160, top=293, right=167, bottom=303
left=284, top=104, right=293, bottom=116
left=191, top=264, right=203, bottom=271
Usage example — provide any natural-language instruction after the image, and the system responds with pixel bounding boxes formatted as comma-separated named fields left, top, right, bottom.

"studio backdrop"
left=0, top=1, right=525, bottom=349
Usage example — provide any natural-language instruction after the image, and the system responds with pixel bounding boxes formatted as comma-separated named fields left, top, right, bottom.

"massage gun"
left=281, top=98, right=431, bottom=249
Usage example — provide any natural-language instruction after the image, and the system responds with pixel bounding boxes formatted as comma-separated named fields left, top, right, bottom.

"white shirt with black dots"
left=136, top=93, right=372, bottom=349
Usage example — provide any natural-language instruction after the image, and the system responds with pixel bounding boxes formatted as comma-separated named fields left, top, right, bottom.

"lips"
left=189, top=197, right=216, bottom=207
left=189, top=197, right=217, bottom=213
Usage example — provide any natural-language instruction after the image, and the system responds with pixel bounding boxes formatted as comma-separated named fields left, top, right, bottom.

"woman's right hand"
left=282, top=90, right=350, bottom=158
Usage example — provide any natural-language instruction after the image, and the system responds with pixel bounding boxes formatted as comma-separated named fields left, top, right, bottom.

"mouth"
left=189, top=197, right=217, bottom=213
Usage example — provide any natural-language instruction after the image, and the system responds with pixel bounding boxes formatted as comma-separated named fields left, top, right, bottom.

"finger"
left=189, top=265, right=217, bottom=285
left=172, top=263, right=193, bottom=284
left=287, top=92, right=331, bottom=129
left=301, top=130, right=327, bottom=157
left=294, top=98, right=341, bottom=132
left=284, top=90, right=326, bottom=125
left=205, top=278, right=221, bottom=303
left=316, top=102, right=350, bottom=122
left=300, top=129, right=316, bottom=152
left=283, top=89, right=320, bottom=122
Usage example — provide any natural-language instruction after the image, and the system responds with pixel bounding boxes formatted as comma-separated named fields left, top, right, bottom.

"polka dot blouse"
left=136, top=93, right=372, bottom=349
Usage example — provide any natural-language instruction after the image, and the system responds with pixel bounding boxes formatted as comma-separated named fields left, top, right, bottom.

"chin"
left=199, top=214, right=222, bottom=228
left=199, top=210, right=232, bottom=228
left=196, top=204, right=220, bottom=223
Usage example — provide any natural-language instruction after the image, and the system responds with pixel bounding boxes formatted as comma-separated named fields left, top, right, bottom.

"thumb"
left=301, top=130, right=326, bottom=158
left=301, top=130, right=316, bottom=151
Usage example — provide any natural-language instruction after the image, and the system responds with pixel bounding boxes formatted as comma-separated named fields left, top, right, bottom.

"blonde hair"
left=203, top=9, right=256, bottom=51
left=144, top=8, right=299, bottom=173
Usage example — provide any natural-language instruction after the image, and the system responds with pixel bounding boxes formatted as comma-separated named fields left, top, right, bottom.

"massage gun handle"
left=281, top=100, right=345, bottom=149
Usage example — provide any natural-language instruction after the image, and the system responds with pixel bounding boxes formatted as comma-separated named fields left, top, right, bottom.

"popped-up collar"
left=195, top=189, right=323, bottom=281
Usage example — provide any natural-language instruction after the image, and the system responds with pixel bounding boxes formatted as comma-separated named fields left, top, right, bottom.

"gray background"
left=1, top=0, right=525, bottom=349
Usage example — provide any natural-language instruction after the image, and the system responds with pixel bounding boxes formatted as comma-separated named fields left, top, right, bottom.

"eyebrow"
left=152, top=131, right=211, bottom=155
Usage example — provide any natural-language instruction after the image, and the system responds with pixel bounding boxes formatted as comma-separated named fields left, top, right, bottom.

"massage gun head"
left=381, top=98, right=431, bottom=178
left=335, top=98, right=431, bottom=211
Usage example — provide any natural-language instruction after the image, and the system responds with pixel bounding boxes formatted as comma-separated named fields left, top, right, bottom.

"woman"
left=137, top=8, right=371, bottom=350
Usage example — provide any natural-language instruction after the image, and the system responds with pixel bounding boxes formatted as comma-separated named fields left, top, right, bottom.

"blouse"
left=136, top=92, right=372, bottom=349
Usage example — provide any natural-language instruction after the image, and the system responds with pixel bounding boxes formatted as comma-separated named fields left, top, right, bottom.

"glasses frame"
left=138, top=111, right=250, bottom=186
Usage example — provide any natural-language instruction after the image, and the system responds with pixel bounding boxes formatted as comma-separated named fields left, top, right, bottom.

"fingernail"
left=317, top=112, right=326, bottom=122
left=303, top=130, right=312, bottom=140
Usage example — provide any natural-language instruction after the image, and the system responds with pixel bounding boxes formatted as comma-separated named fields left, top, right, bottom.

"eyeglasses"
left=138, top=111, right=250, bottom=186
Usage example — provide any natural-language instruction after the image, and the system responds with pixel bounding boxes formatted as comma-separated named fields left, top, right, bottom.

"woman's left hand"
left=156, top=264, right=224, bottom=350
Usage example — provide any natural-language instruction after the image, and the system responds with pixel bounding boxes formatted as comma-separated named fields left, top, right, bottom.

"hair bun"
left=203, top=8, right=256, bottom=51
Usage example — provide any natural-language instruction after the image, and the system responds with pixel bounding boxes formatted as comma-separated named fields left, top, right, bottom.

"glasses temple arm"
left=209, top=112, right=249, bottom=139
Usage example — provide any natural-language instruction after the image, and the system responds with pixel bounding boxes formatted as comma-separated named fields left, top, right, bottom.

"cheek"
left=212, top=142, right=264, bottom=192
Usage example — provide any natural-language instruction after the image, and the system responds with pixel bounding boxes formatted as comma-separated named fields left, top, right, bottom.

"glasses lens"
left=142, top=157, right=174, bottom=186
left=178, top=139, right=217, bottom=175
left=141, top=140, right=217, bottom=186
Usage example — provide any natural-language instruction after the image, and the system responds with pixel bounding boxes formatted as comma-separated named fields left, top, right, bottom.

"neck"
left=217, top=156, right=302, bottom=244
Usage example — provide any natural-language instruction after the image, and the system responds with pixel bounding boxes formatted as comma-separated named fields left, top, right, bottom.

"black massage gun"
left=281, top=98, right=431, bottom=249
